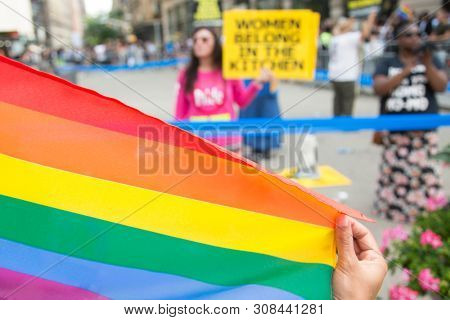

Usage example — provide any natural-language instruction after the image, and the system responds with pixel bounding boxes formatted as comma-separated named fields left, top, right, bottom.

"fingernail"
left=337, top=215, right=348, bottom=228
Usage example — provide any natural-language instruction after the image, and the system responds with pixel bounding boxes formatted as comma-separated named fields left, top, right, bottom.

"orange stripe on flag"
left=0, top=100, right=350, bottom=227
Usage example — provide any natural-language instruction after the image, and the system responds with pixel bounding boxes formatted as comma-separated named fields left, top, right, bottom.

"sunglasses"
left=402, top=32, right=421, bottom=38
left=194, top=37, right=211, bottom=44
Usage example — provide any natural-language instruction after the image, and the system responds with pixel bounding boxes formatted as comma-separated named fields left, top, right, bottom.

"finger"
left=357, top=249, right=383, bottom=262
left=353, top=239, right=362, bottom=255
left=349, top=218, right=382, bottom=254
left=335, top=215, right=357, bottom=265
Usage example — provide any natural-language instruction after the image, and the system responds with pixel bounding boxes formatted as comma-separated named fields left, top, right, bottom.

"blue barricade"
left=172, top=114, right=450, bottom=134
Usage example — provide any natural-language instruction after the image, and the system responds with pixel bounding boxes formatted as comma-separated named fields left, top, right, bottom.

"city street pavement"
left=78, top=68, right=450, bottom=299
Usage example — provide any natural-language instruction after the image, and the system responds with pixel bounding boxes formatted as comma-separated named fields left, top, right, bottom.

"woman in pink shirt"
left=175, top=27, right=271, bottom=150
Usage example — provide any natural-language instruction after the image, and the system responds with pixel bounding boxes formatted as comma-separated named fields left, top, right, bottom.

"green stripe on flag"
left=0, top=194, right=333, bottom=299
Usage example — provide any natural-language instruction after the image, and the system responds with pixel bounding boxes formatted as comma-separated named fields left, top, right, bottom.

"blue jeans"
left=239, top=94, right=282, bottom=152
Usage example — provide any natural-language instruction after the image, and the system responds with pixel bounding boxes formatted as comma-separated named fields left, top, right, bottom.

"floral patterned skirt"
left=374, top=131, right=444, bottom=223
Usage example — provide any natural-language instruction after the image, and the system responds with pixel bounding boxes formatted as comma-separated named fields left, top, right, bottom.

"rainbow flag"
left=0, top=56, right=370, bottom=300
left=395, top=4, right=414, bottom=21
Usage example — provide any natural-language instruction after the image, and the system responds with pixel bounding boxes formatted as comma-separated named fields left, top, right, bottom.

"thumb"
left=335, top=215, right=357, bottom=266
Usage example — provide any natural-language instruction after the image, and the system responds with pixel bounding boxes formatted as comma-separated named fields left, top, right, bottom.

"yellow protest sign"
left=223, top=10, right=320, bottom=80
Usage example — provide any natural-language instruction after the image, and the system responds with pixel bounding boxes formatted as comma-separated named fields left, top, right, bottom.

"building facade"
left=31, top=0, right=85, bottom=48
left=112, top=0, right=162, bottom=43
left=0, top=0, right=35, bottom=39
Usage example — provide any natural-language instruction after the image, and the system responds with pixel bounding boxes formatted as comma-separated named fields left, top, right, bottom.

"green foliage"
left=433, top=143, right=450, bottom=164
left=385, top=208, right=450, bottom=298
left=84, top=15, right=122, bottom=47
left=109, top=9, right=124, bottom=20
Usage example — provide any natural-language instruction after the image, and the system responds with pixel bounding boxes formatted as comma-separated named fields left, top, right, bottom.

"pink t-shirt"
left=174, top=68, right=261, bottom=147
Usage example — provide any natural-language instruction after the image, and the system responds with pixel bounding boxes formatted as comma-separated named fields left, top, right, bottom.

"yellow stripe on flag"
left=0, top=153, right=336, bottom=266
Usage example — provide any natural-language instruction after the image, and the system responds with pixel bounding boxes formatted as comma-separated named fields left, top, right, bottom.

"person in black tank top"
left=372, top=21, right=447, bottom=222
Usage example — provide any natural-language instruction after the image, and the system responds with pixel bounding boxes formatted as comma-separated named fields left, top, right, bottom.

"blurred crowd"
left=0, top=4, right=448, bottom=79
left=0, top=34, right=194, bottom=77
left=83, top=34, right=191, bottom=66
left=318, top=5, right=450, bottom=71
left=312, top=5, right=450, bottom=118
